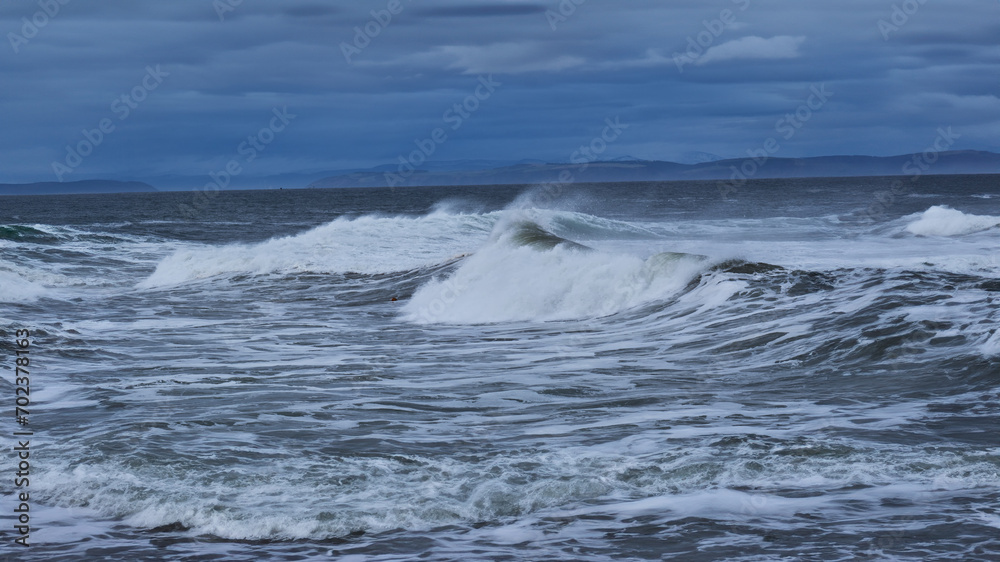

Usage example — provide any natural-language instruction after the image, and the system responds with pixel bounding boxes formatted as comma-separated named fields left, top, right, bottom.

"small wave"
left=0, top=224, right=61, bottom=244
left=905, top=206, right=1000, bottom=237
left=0, top=223, right=155, bottom=249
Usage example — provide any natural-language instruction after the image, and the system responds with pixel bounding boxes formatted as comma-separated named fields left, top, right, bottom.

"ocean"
left=1, top=176, right=999, bottom=561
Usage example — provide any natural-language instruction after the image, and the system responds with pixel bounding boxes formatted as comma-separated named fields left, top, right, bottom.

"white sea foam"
left=139, top=213, right=496, bottom=287
left=980, top=329, right=1000, bottom=357
left=32, top=432, right=997, bottom=543
left=0, top=266, right=49, bottom=301
left=905, top=205, right=1000, bottom=236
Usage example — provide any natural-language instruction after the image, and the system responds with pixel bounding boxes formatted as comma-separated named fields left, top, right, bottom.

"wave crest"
left=906, top=206, right=1000, bottom=236
left=139, top=213, right=495, bottom=288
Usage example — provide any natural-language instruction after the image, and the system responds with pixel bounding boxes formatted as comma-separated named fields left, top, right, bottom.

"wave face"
left=3, top=180, right=1000, bottom=561
left=404, top=214, right=708, bottom=323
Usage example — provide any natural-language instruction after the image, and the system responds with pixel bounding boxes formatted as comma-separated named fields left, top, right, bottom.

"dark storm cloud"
left=897, top=25, right=1000, bottom=46
left=0, top=0, right=997, bottom=184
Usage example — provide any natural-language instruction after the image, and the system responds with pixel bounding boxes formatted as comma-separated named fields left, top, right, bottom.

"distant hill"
left=141, top=160, right=551, bottom=190
left=0, top=180, right=157, bottom=196
left=308, top=150, right=1000, bottom=189
left=3, top=151, right=998, bottom=193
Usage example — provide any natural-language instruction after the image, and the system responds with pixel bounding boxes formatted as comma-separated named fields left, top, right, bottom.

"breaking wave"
left=905, top=205, right=1000, bottom=236
left=404, top=217, right=708, bottom=323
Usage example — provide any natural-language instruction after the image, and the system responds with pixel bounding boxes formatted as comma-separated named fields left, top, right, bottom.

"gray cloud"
left=283, top=5, right=342, bottom=18
left=415, top=4, right=547, bottom=17
left=0, top=0, right=997, bottom=184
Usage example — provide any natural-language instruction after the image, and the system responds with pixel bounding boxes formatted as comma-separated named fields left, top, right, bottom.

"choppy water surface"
left=1, top=177, right=999, bottom=560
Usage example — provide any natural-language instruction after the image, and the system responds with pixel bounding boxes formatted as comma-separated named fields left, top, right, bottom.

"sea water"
left=0, top=176, right=998, bottom=560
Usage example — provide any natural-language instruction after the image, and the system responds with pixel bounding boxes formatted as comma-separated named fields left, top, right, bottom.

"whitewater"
left=0, top=176, right=998, bottom=560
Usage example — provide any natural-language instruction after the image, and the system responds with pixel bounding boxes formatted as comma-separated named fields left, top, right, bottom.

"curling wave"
left=403, top=219, right=708, bottom=324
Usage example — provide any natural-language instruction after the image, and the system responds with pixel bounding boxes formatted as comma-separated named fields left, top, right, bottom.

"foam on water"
left=905, top=205, right=1000, bottom=236
left=0, top=265, right=50, bottom=301
left=980, top=329, right=1000, bottom=356
left=30, top=413, right=999, bottom=543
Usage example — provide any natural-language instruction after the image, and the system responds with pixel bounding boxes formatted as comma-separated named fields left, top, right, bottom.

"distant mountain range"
left=307, top=150, right=1000, bottom=189
left=2, top=151, right=998, bottom=195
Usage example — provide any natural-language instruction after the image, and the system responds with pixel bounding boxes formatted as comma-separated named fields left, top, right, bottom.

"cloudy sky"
left=1, top=0, right=998, bottom=184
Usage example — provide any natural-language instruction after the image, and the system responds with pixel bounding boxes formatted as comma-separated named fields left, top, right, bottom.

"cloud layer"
left=0, top=0, right=997, bottom=184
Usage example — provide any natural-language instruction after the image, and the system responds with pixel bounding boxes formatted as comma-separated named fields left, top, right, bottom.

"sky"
left=0, top=0, right=998, bottom=184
